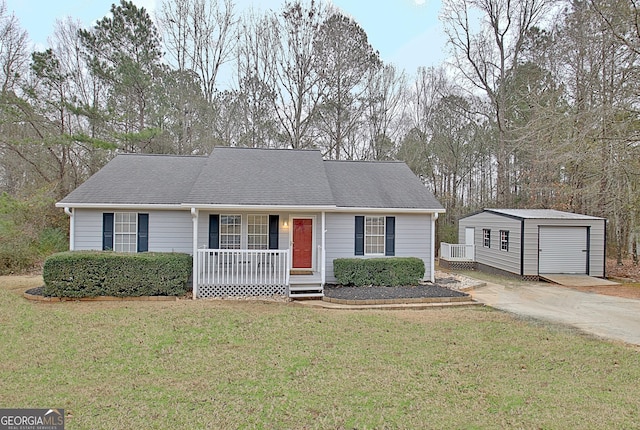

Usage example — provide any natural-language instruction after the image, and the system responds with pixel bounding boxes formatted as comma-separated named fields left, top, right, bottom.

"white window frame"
left=483, top=229, right=491, bottom=248
left=247, top=214, right=269, bottom=250
left=220, top=214, right=242, bottom=249
left=365, top=216, right=385, bottom=255
left=114, top=212, right=137, bottom=253
left=500, top=230, right=509, bottom=251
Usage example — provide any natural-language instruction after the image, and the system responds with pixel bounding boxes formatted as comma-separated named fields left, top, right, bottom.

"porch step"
left=289, top=284, right=323, bottom=299
left=289, top=292, right=324, bottom=298
left=289, top=278, right=323, bottom=285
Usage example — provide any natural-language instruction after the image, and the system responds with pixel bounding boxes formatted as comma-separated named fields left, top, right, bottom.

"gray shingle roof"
left=485, top=209, right=604, bottom=220
left=58, top=154, right=207, bottom=205
left=324, top=160, right=444, bottom=209
left=183, top=147, right=335, bottom=206
left=58, top=147, right=444, bottom=211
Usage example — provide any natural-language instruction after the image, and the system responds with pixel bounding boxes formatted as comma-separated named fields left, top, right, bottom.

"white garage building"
left=457, top=209, right=606, bottom=280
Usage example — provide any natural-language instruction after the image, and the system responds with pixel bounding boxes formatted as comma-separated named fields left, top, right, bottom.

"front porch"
left=194, top=249, right=323, bottom=298
left=439, top=243, right=476, bottom=270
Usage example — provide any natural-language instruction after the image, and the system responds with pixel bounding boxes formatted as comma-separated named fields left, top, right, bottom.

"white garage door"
left=539, top=226, right=588, bottom=274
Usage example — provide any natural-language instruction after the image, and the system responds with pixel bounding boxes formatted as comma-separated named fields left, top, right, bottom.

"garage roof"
left=485, top=209, right=604, bottom=220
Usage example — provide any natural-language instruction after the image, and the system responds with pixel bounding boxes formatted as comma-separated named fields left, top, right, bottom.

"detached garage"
left=458, top=209, right=606, bottom=280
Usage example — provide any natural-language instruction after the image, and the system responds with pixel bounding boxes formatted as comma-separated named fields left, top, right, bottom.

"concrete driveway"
left=469, top=281, right=640, bottom=346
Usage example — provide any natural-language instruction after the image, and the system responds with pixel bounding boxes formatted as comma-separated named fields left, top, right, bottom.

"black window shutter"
left=385, top=216, right=395, bottom=256
left=137, top=214, right=149, bottom=252
left=103, top=213, right=114, bottom=250
left=355, top=216, right=364, bottom=256
left=209, top=214, right=219, bottom=249
left=269, top=215, right=279, bottom=249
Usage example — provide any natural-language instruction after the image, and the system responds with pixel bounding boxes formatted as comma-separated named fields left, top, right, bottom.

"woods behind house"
left=0, top=0, right=638, bottom=273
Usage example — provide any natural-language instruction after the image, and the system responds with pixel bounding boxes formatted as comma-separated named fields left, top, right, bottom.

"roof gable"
left=324, top=160, right=444, bottom=210
left=58, top=147, right=444, bottom=211
left=183, top=147, right=335, bottom=207
left=58, top=154, right=207, bottom=205
left=461, top=208, right=604, bottom=220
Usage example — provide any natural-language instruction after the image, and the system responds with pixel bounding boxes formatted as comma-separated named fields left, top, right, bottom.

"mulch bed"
left=324, top=284, right=469, bottom=301
left=23, top=286, right=179, bottom=302
left=27, top=284, right=470, bottom=302
left=25, top=286, right=45, bottom=296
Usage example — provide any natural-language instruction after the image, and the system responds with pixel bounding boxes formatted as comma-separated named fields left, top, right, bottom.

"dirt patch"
left=557, top=258, right=640, bottom=299
left=560, top=283, right=640, bottom=300
left=324, top=284, right=468, bottom=301
left=606, top=258, right=640, bottom=281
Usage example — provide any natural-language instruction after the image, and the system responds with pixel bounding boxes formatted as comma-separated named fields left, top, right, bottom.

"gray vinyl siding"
left=459, top=211, right=606, bottom=277
left=523, top=219, right=605, bottom=277
left=72, top=209, right=193, bottom=253
left=73, top=209, right=103, bottom=250
left=459, top=212, right=522, bottom=276
left=325, top=213, right=433, bottom=283
left=147, top=210, right=193, bottom=253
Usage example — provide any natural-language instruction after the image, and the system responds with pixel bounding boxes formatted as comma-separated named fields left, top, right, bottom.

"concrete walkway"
left=469, top=281, right=640, bottom=346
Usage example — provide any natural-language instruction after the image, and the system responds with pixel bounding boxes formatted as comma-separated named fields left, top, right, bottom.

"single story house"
left=448, top=209, right=606, bottom=280
left=56, top=147, right=445, bottom=298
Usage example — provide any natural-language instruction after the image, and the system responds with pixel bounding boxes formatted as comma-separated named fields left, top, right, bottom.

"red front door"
left=292, top=218, right=313, bottom=269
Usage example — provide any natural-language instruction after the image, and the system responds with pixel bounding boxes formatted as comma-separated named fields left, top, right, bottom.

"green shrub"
left=43, top=251, right=192, bottom=298
left=0, top=243, right=39, bottom=274
left=37, top=227, right=69, bottom=255
left=0, top=190, right=68, bottom=274
left=333, top=257, right=425, bottom=287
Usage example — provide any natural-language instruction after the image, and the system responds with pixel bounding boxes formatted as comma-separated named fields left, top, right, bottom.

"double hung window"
left=114, top=212, right=137, bottom=253
left=365, top=216, right=385, bottom=255
left=220, top=215, right=241, bottom=249
left=248, top=215, right=269, bottom=250
left=483, top=229, right=491, bottom=248
left=500, top=230, right=509, bottom=251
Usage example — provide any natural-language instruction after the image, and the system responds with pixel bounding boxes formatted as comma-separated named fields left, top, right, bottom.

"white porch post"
left=431, top=212, right=438, bottom=283
left=191, top=208, right=199, bottom=299
left=64, top=207, right=74, bottom=251
left=321, top=211, right=326, bottom=286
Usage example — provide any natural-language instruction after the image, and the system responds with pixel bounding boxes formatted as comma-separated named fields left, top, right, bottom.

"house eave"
left=55, top=202, right=185, bottom=210
left=333, top=207, right=446, bottom=214
left=182, top=204, right=338, bottom=212
left=182, top=204, right=445, bottom=214
left=55, top=202, right=446, bottom=215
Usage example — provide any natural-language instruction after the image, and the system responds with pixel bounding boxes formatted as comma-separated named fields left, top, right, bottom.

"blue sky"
left=5, top=0, right=447, bottom=75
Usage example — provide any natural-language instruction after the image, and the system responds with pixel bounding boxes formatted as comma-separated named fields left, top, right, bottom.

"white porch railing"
left=196, top=249, right=290, bottom=298
left=440, top=243, right=475, bottom=262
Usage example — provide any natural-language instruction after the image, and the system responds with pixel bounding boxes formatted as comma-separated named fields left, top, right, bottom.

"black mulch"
left=26, top=284, right=469, bottom=301
left=324, top=284, right=469, bottom=301
left=25, top=286, right=46, bottom=296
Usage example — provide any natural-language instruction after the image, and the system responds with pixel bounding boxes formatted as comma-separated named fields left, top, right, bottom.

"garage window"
left=500, top=230, right=509, bottom=251
left=483, top=229, right=491, bottom=248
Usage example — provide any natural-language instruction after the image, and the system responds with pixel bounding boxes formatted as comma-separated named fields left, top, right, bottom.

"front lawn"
left=1, top=276, right=639, bottom=429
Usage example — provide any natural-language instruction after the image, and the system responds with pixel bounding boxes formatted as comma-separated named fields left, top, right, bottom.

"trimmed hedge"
left=333, top=257, right=425, bottom=287
left=43, top=251, right=192, bottom=298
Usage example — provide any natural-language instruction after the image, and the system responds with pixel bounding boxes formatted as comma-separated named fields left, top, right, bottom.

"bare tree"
left=264, top=0, right=329, bottom=149
left=49, top=18, right=106, bottom=141
left=398, top=66, right=448, bottom=181
left=0, top=0, right=27, bottom=94
left=441, top=0, right=554, bottom=205
left=234, top=9, right=281, bottom=148
left=363, top=64, right=408, bottom=160
left=158, top=0, right=237, bottom=103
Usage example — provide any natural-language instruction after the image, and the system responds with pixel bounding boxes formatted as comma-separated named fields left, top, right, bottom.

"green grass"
left=1, top=276, right=640, bottom=429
